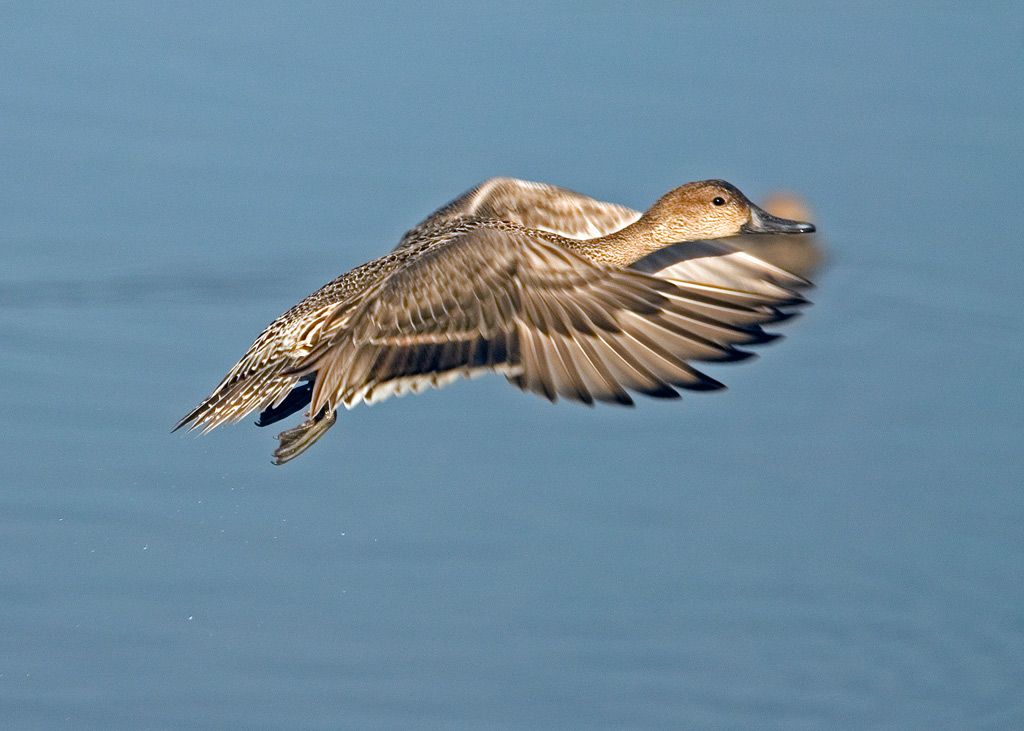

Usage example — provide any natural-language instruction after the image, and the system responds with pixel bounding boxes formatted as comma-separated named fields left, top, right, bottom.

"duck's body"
left=177, top=178, right=815, bottom=464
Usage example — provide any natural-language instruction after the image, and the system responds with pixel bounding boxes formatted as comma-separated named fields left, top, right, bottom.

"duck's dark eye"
left=712, top=196, right=726, bottom=206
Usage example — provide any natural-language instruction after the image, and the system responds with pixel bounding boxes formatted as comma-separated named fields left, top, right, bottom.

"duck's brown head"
left=643, top=180, right=815, bottom=244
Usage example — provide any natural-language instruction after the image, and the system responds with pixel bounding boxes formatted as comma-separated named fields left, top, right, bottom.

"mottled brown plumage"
left=176, top=179, right=814, bottom=464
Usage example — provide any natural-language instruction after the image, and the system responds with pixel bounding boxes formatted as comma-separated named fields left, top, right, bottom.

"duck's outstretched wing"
left=264, top=229, right=812, bottom=465
left=394, top=177, right=641, bottom=251
left=292, top=224, right=785, bottom=426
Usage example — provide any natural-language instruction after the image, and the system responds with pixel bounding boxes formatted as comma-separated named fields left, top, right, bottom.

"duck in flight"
left=176, top=178, right=815, bottom=464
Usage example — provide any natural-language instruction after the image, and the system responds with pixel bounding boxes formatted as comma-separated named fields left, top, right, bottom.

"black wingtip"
left=744, top=325, right=785, bottom=345
left=764, top=309, right=799, bottom=325
left=681, top=377, right=727, bottom=392
left=709, top=348, right=757, bottom=364
left=593, top=391, right=636, bottom=407
left=636, top=383, right=682, bottom=399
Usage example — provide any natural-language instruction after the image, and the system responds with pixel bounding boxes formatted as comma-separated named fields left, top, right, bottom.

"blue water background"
left=1, top=3, right=1022, bottom=729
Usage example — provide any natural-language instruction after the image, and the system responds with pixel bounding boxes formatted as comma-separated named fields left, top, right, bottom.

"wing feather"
left=393, top=177, right=642, bottom=252
left=632, top=238, right=811, bottom=300
left=292, top=223, right=780, bottom=418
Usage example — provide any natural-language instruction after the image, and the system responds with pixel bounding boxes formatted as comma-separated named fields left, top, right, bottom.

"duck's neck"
left=563, top=215, right=680, bottom=266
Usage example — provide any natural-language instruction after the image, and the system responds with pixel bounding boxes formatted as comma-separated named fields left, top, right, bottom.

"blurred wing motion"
left=631, top=238, right=811, bottom=307
left=394, top=177, right=642, bottom=250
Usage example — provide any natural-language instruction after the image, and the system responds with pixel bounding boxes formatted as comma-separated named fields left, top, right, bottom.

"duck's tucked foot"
left=256, top=378, right=314, bottom=427
left=272, top=409, right=337, bottom=465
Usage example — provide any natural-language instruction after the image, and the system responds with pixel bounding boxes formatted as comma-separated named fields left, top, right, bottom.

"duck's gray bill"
left=741, top=205, right=816, bottom=234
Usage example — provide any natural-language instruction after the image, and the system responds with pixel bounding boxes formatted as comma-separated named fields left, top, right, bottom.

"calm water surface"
left=1, top=3, right=1022, bottom=730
